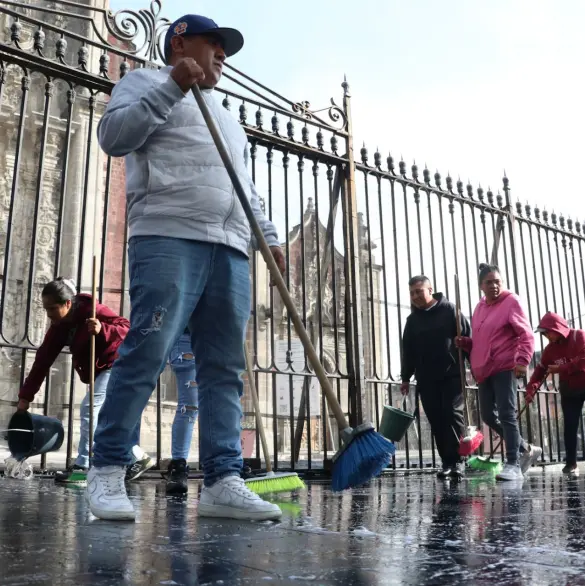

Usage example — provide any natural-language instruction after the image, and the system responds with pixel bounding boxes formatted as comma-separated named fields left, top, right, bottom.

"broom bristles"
left=468, top=455, right=503, bottom=473
left=458, top=430, right=484, bottom=456
left=245, top=472, right=305, bottom=495
left=332, top=429, right=395, bottom=492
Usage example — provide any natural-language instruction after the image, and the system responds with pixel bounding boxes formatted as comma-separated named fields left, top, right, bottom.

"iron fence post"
left=341, top=78, right=367, bottom=425
left=503, top=176, right=521, bottom=295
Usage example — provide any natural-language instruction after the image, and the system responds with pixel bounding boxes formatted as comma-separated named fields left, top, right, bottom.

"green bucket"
left=379, top=405, right=416, bottom=442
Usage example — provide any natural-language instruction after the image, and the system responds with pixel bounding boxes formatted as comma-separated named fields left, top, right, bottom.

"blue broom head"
left=332, top=425, right=395, bottom=492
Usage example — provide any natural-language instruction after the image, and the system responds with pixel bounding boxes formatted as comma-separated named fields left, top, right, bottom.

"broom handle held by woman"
left=454, top=275, right=471, bottom=427
left=191, top=84, right=349, bottom=432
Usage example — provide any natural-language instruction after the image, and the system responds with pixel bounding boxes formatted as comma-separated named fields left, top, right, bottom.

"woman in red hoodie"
left=16, top=277, right=133, bottom=483
left=526, top=312, right=585, bottom=477
left=456, top=263, right=541, bottom=481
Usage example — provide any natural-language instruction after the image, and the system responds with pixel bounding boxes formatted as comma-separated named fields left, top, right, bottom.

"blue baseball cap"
left=164, top=15, right=244, bottom=61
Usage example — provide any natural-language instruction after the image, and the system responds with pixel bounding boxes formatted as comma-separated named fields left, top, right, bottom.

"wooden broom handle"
left=244, top=343, right=272, bottom=473
left=454, top=274, right=471, bottom=426
left=88, top=256, right=97, bottom=460
left=191, top=85, right=350, bottom=432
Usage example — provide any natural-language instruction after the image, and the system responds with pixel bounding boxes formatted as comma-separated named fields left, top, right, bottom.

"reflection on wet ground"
left=1, top=465, right=585, bottom=585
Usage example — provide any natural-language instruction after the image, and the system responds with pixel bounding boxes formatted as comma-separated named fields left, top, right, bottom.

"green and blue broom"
left=191, top=85, right=395, bottom=492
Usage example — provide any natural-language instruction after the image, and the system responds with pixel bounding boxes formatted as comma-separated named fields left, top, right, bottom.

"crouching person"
left=526, top=312, right=585, bottom=477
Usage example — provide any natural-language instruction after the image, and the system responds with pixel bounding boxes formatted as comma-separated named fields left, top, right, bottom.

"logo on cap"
left=174, top=22, right=188, bottom=35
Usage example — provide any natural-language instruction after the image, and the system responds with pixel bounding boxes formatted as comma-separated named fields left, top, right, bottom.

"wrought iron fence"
left=0, top=0, right=581, bottom=473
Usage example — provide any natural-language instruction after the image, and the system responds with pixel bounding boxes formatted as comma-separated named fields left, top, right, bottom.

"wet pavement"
left=1, top=466, right=585, bottom=585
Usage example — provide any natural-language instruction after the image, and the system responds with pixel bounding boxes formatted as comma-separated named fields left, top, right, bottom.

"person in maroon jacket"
left=15, top=277, right=149, bottom=483
left=526, top=311, right=585, bottom=477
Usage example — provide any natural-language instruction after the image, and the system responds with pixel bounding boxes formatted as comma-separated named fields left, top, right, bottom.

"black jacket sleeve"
left=401, top=318, right=415, bottom=382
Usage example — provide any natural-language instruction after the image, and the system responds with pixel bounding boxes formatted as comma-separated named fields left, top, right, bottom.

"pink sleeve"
left=508, top=297, right=534, bottom=366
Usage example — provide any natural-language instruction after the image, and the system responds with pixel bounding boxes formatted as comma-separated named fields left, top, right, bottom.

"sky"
left=111, top=0, right=585, bottom=219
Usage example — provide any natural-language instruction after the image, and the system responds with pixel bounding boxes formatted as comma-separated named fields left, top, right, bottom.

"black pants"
left=418, top=377, right=466, bottom=467
left=561, top=391, right=585, bottom=466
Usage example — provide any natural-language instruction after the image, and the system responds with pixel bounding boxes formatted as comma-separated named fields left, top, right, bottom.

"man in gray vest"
left=87, top=14, right=284, bottom=522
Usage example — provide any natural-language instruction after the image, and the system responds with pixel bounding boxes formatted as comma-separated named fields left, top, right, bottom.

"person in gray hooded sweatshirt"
left=86, top=14, right=285, bottom=522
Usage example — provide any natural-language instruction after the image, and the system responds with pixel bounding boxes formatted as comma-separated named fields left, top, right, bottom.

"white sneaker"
left=198, top=475, right=282, bottom=521
left=86, top=466, right=136, bottom=521
left=519, top=444, right=543, bottom=474
left=496, top=463, right=524, bottom=482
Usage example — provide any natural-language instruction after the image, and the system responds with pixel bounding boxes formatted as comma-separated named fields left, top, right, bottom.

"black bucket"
left=8, top=411, right=64, bottom=460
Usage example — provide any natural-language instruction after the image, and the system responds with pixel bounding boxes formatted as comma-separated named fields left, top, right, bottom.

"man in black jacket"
left=400, top=275, right=471, bottom=479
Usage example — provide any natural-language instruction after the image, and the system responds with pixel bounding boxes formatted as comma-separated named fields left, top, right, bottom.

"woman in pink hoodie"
left=456, top=263, right=542, bottom=481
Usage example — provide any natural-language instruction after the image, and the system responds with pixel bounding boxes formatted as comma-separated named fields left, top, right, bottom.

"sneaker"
left=55, top=464, right=87, bottom=484
left=198, top=475, right=283, bottom=521
left=496, top=463, right=524, bottom=481
left=436, top=466, right=452, bottom=479
left=166, top=459, right=189, bottom=495
left=125, top=455, right=154, bottom=482
left=450, top=462, right=466, bottom=479
left=519, top=444, right=543, bottom=474
left=562, top=464, right=580, bottom=477
left=86, top=466, right=135, bottom=521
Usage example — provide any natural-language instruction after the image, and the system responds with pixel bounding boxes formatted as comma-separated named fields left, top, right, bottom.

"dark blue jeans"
left=93, top=237, right=250, bottom=486
left=479, top=370, right=528, bottom=465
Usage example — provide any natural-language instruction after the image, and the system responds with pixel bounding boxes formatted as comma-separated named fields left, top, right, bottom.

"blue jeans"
left=75, top=370, right=110, bottom=468
left=94, top=237, right=249, bottom=486
left=169, top=333, right=198, bottom=461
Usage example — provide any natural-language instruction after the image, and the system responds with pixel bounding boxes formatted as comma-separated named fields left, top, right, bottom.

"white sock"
left=132, top=445, right=146, bottom=461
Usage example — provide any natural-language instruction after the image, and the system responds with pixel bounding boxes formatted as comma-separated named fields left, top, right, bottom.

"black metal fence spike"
left=399, top=160, right=406, bottom=177
left=525, top=203, right=532, bottom=217
left=374, top=149, right=381, bottom=169
left=387, top=153, right=395, bottom=173
left=411, top=162, right=419, bottom=181
left=456, top=179, right=464, bottom=195
left=33, top=27, right=45, bottom=53
left=301, top=124, right=309, bottom=145
left=360, top=143, right=368, bottom=165
left=434, top=170, right=441, bottom=188
left=255, top=107, right=263, bottom=129
left=56, top=35, right=68, bottom=61
left=239, top=101, right=248, bottom=125
left=10, top=19, right=22, bottom=45
left=316, top=130, right=324, bottom=150
left=330, top=134, right=338, bottom=154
